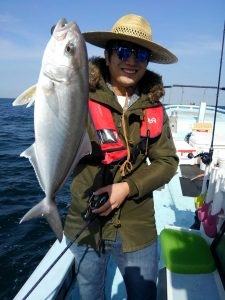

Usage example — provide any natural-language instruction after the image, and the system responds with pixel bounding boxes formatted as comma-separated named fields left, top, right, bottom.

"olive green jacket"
left=64, top=57, right=179, bottom=252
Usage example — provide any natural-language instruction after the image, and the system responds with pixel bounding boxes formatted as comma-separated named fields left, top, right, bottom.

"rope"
left=119, top=92, right=133, bottom=177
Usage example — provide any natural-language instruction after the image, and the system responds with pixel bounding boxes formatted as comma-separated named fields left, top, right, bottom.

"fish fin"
left=71, top=130, right=92, bottom=170
left=20, top=144, right=45, bottom=191
left=13, top=84, right=36, bottom=107
left=20, top=144, right=35, bottom=158
left=78, top=129, right=92, bottom=158
left=20, top=198, right=63, bottom=242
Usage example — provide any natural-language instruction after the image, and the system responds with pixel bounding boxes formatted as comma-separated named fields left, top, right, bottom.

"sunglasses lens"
left=136, top=49, right=150, bottom=62
left=115, top=47, right=149, bottom=63
left=117, top=47, right=132, bottom=61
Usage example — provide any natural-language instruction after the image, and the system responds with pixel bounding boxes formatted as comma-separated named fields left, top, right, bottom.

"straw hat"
left=83, top=14, right=178, bottom=64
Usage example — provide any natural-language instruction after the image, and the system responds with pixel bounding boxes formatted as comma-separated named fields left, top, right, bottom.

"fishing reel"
left=81, top=192, right=109, bottom=221
left=187, top=151, right=212, bottom=165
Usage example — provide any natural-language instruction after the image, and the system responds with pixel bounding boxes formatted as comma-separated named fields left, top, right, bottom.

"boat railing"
left=165, top=104, right=225, bottom=115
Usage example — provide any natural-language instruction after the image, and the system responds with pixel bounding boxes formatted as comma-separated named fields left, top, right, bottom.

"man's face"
left=105, top=41, right=149, bottom=95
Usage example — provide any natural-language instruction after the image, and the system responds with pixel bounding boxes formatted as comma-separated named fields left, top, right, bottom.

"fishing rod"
left=21, top=220, right=92, bottom=300
left=21, top=192, right=109, bottom=300
left=209, top=21, right=225, bottom=162
left=192, top=20, right=225, bottom=165
left=173, top=22, right=225, bottom=166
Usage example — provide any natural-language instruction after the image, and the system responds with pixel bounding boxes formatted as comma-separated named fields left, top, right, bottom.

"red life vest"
left=89, top=98, right=163, bottom=164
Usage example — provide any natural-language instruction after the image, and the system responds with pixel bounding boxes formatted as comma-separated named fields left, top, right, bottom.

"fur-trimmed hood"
left=88, top=56, right=165, bottom=102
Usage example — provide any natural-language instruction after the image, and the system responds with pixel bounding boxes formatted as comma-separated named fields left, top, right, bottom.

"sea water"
left=0, top=99, right=71, bottom=299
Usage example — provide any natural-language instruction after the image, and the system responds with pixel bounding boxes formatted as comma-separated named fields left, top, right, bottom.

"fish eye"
left=65, top=42, right=75, bottom=56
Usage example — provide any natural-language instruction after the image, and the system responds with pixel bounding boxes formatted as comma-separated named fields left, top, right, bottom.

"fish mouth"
left=53, top=18, right=76, bottom=40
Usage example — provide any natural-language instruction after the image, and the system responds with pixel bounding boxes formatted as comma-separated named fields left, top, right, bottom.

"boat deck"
left=14, top=165, right=199, bottom=300
left=14, top=103, right=225, bottom=299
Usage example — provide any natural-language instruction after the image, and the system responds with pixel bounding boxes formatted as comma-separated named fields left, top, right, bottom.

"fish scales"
left=13, top=19, right=91, bottom=241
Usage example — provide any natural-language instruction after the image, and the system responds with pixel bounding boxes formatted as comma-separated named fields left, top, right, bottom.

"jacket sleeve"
left=124, top=110, right=179, bottom=198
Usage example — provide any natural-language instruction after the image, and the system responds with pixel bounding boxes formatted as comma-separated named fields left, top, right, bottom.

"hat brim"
left=83, top=31, right=178, bottom=64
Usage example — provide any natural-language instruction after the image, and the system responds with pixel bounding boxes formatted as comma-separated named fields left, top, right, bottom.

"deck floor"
left=154, top=165, right=197, bottom=235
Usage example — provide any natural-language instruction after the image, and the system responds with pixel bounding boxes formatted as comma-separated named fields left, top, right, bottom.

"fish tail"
left=20, top=198, right=63, bottom=242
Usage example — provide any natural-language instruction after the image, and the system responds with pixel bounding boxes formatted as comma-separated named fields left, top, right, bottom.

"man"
left=64, top=14, right=179, bottom=300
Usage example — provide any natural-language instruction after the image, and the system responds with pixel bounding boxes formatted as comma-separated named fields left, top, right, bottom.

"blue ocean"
left=0, top=98, right=71, bottom=299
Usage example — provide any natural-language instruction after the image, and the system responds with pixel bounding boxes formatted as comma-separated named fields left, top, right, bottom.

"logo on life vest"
left=147, top=117, right=156, bottom=124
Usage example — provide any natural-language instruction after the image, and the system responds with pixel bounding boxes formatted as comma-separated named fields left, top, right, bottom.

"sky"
left=0, top=0, right=225, bottom=105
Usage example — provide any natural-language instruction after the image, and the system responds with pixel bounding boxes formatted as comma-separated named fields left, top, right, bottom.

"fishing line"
left=209, top=21, right=225, bottom=160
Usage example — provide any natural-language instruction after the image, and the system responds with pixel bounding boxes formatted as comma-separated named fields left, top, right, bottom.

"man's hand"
left=92, top=182, right=129, bottom=216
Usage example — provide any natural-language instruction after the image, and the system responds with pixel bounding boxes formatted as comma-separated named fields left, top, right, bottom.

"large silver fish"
left=13, top=19, right=91, bottom=241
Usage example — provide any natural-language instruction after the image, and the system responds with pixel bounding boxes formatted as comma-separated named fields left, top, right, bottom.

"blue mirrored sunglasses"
left=112, top=47, right=150, bottom=63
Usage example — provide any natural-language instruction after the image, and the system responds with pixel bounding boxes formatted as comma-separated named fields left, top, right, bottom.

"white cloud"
left=172, top=34, right=221, bottom=56
left=0, top=13, right=46, bottom=60
left=0, top=13, right=29, bottom=38
left=0, top=36, right=44, bottom=60
left=0, top=13, right=20, bottom=24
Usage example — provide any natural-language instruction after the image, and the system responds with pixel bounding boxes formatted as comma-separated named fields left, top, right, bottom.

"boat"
left=13, top=99, right=225, bottom=300
left=14, top=22, right=225, bottom=299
